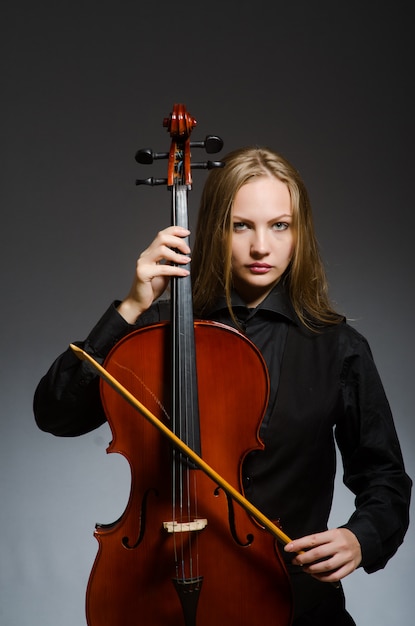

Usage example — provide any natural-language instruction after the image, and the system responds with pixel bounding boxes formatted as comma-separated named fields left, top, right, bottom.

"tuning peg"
left=135, top=149, right=169, bottom=164
left=135, top=177, right=168, bottom=186
left=190, top=135, right=223, bottom=154
left=191, top=160, right=225, bottom=170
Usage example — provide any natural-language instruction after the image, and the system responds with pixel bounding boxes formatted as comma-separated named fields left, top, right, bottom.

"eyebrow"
left=232, top=213, right=292, bottom=222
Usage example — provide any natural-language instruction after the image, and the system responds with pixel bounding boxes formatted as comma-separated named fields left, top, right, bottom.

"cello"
left=75, top=104, right=293, bottom=625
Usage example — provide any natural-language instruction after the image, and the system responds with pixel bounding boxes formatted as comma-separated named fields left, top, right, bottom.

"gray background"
left=1, top=1, right=414, bottom=624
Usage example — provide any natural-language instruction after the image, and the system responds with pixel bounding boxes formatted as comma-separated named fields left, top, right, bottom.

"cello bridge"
left=163, top=519, right=208, bottom=533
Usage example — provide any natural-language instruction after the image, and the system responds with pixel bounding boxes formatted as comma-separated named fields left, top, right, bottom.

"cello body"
left=84, top=104, right=293, bottom=626
left=86, top=321, right=293, bottom=625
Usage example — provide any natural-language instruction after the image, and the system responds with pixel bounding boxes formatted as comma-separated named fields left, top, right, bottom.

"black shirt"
left=33, top=284, right=411, bottom=577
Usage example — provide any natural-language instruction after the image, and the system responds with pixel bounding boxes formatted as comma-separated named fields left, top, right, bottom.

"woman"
left=34, top=147, right=411, bottom=625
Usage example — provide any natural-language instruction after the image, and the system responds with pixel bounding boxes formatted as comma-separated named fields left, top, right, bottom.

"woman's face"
left=230, top=175, right=294, bottom=307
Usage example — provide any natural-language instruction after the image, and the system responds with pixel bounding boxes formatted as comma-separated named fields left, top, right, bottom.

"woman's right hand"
left=117, top=226, right=191, bottom=324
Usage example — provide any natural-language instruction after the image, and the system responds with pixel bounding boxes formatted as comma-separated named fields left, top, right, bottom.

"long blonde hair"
left=191, top=146, right=342, bottom=328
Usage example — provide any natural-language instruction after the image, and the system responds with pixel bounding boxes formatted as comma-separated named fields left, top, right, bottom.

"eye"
left=272, top=222, right=289, bottom=231
left=233, top=221, right=249, bottom=232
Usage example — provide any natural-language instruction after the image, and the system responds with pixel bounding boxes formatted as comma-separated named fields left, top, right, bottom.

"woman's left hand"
left=284, top=528, right=362, bottom=583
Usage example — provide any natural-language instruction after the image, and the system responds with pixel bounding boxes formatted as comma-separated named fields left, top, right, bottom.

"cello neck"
left=168, top=107, right=201, bottom=455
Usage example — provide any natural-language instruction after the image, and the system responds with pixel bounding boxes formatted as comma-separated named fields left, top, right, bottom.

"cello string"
left=185, top=278, right=201, bottom=583
left=171, top=448, right=179, bottom=578
left=176, top=183, right=200, bottom=583
left=188, top=329, right=200, bottom=583
left=177, top=303, right=187, bottom=581
left=170, top=179, right=203, bottom=583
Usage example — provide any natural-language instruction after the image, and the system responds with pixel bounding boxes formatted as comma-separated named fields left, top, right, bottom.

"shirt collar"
left=208, top=280, right=298, bottom=325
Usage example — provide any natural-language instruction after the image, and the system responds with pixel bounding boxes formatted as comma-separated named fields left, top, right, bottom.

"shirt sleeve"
left=33, top=301, right=168, bottom=436
left=335, top=327, right=412, bottom=573
left=33, top=302, right=134, bottom=436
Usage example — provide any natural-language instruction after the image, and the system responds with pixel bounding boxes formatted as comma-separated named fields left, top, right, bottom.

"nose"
left=250, top=228, right=269, bottom=257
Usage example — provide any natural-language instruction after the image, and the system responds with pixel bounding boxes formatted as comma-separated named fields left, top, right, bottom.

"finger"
left=140, top=243, right=191, bottom=268
left=157, top=236, right=191, bottom=255
left=154, top=227, right=191, bottom=253
left=292, top=549, right=330, bottom=568
left=138, top=248, right=191, bottom=276
left=158, top=246, right=191, bottom=265
left=284, top=531, right=330, bottom=554
left=295, top=546, right=357, bottom=581
left=164, top=225, right=191, bottom=238
left=141, top=264, right=190, bottom=285
left=308, top=561, right=354, bottom=583
left=153, top=264, right=190, bottom=277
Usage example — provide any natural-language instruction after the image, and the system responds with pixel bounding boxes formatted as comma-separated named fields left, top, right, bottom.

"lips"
left=248, top=263, right=272, bottom=274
